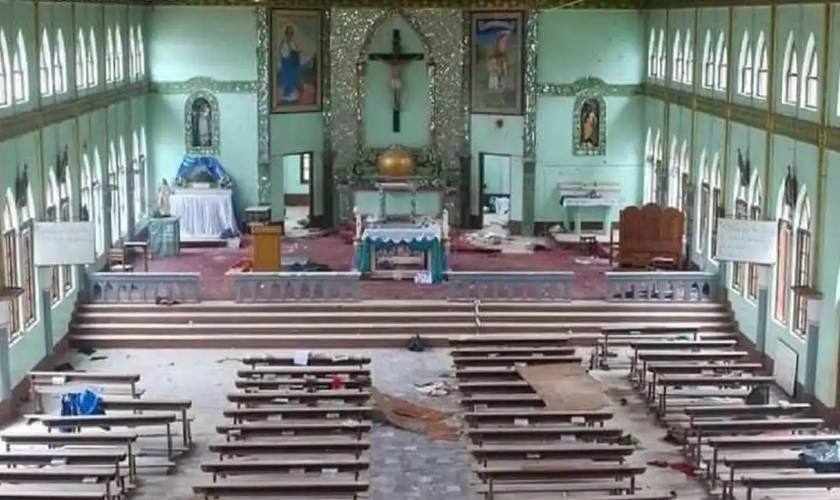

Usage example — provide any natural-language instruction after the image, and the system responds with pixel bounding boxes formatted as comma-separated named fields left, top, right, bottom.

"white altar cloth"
left=171, top=188, right=236, bottom=240
left=363, top=224, right=442, bottom=243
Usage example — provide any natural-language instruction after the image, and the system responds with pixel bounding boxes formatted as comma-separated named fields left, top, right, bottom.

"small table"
left=124, top=241, right=149, bottom=271
left=148, top=217, right=181, bottom=259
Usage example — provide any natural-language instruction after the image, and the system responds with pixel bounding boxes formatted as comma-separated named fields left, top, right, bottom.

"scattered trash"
left=414, top=381, right=451, bottom=397
left=406, top=334, right=429, bottom=352
left=52, top=362, right=75, bottom=372
left=330, top=374, right=345, bottom=390
left=646, top=459, right=697, bottom=478
left=76, top=347, right=96, bottom=356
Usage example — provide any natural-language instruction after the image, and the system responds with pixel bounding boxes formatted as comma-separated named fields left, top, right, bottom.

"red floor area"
left=146, top=235, right=610, bottom=300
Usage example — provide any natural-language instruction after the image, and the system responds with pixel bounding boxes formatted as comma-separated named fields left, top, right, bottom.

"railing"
left=605, top=271, right=718, bottom=302
left=446, top=272, right=575, bottom=302
left=87, top=272, right=201, bottom=303
left=233, top=272, right=361, bottom=302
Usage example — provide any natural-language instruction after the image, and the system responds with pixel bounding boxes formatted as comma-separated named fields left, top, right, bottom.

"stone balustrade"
left=605, top=271, right=718, bottom=302
left=446, top=271, right=575, bottom=302
left=233, top=272, right=361, bottom=302
left=87, top=272, right=201, bottom=303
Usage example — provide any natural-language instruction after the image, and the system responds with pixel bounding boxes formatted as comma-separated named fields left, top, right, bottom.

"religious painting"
left=470, top=11, right=524, bottom=115
left=183, top=90, right=220, bottom=156
left=572, top=92, right=607, bottom=156
left=270, top=9, right=323, bottom=113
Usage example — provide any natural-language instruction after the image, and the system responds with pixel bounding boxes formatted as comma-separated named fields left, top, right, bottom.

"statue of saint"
left=157, top=179, right=173, bottom=216
left=191, top=98, right=213, bottom=148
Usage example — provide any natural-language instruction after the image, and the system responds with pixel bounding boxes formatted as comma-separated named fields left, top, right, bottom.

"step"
left=73, top=310, right=732, bottom=325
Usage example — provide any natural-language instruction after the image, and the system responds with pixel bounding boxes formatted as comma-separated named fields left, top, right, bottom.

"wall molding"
left=537, top=78, right=641, bottom=97
left=144, top=0, right=642, bottom=8
left=0, top=82, right=150, bottom=143
left=150, top=77, right=259, bottom=95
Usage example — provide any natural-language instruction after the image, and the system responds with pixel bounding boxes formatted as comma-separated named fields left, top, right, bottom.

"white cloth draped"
left=363, top=224, right=442, bottom=244
left=171, top=189, right=236, bottom=240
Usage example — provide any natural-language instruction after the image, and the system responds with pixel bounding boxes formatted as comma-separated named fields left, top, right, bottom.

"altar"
left=355, top=222, right=447, bottom=283
left=558, top=181, right=622, bottom=235
left=171, top=188, right=237, bottom=241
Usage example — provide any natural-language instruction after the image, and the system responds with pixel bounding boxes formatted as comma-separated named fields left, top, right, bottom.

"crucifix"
left=368, top=29, right=425, bottom=133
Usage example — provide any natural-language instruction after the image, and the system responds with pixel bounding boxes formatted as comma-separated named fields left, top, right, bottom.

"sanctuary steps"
left=69, top=300, right=736, bottom=349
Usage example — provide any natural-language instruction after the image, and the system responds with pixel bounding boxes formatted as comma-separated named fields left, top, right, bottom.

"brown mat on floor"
left=516, top=363, right=609, bottom=411
left=371, top=387, right=459, bottom=441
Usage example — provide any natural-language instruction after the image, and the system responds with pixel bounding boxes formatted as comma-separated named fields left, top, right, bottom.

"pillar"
left=520, top=157, right=536, bottom=236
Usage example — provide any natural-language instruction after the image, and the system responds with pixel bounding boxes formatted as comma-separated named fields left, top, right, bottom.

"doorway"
left=282, top=152, right=314, bottom=236
left=478, top=153, right=512, bottom=230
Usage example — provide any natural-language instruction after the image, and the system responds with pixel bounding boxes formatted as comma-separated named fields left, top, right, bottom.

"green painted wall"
left=0, top=1, right=148, bottom=388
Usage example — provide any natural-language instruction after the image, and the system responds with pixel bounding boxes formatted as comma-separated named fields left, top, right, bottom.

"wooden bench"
left=208, top=438, right=371, bottom=459
left=227, top=389, right=371, bottom=408
left=720, top=455, right=806, bottom=498
left=234, top=377, right=371, bottom=391
left=240, top=355, right=370, bottom=368
left=636, top=351, right=749, bottom=387
left=193, top=480, right=370, bottom=500
left=467, top=425, right=623, bottom=443
left=687, top=418, right=824, bottom=464
left=684, top=402, right=811, bottom=424
left=451, top=346, right=576, bottom=357
left=595, top=326, right=699, bottom=368
left=475, top=483, right=673, bottom=500
left=201, top=457, right=370, bottom=481
left=223, top=405, right=373, bottom=424
left=99, top=397, right=193, bottom=447
left=449, top=334, right=569, bottom=348
left=217, top=420, right=372, bottom=441
left=741, top=473, right=840, bottom=500
left=0, top=448, right=127, bottom=467
left=640, top=362, right=762, bottom=396
left=452, top=354, right=582, bottom=367
left=24, top=413, right=179, bottom=460
left=0, top=466, right=119, bottom=499
left=654, top=375, right=773, bottom=415
left=469, top=442, right=635, bottom=463
left=27, top=371, right=142, bottom=413
left=705, top=433, right=840, bottom=491
left=463, top=409, right=613, bottom=427
left=461, top=393, right=545, bottom=408
left=630, top=340, right=738, bottom=375
left=455, top=366, right=548, bottom=381
left=237, top=366, right=371, bottom=379
left=457, top=380, right=533, bottom=394
left=0, top=486, right=108, bottom=500
left=474, top=462, right=645, bottom=486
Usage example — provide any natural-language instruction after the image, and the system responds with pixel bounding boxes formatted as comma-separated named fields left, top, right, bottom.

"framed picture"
left=270, top=9, right=323, bottom=113
left=470, top=11, right=525, bottom=115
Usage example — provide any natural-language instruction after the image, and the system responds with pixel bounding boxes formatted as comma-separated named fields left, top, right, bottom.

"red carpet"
left=145, top=235, right=610, bottom=300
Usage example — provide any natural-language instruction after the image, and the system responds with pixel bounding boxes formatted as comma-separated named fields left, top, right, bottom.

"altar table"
left=171, top=188, right=237, bottom=241
left=355, top=224, right=447, bottom=283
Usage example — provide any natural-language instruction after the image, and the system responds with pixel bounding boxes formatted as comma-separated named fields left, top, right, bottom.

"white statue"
left=157, top=179, right=173, bottom=216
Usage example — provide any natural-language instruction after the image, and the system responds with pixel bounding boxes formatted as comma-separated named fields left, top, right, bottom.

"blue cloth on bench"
left=59, top=389, right=106, bottom=432
left=800, top=442, right=840, bottom=473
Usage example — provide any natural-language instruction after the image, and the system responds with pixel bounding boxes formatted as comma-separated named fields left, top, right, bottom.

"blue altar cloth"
left=355, top=226, right=447, bottom=284
left=176, top=156, right=241, bottom=235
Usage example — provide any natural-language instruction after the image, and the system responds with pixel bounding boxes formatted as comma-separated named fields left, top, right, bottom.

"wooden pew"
left=455, top=366, right=545, bottom=382
left=686, top=418, right=824, bottom=464
left=630, top=340, right=738, bottom=375
left=684, top=402, right=811, bottom=425
left=0, top=467, right=119, bottom=499
left=636, top=351, right=748, bottom=384
left=201, top=458, right=370, bottom=481
left=240, top=355, right=370, bottom=368
left=469, top=442, right=635, bottom=463
left=720, top=455, right=806, bottom=499
left=217, top=420, right=372, bottom=441
left=463, top=409, right=613, bottom=427
left=705, top=433, right=840, bottom=490
left=449, top=334, right=569, bottom=348
left=451, top=346, right=577, bottom=357
left=227, top=389, right=371, bottom=408
left=452, top=354, right=582, bottom=367
left=99, top=396, right=193, bottom=447
left=27, top=371, right=142, bottom=413
left=466, top=425, right=624, bottom=443
left=234, top=377, right=371, bottom=391
left=237, top=366, right=370, bottom=379
left=193, top=480, right=370, bottom=500
left=0, top=448, right=126, bottom=467
left=208, top=438, right=371, bottom=459
left=461, top=393, right=545, bottom=408
left=222, top=405, right=374, bottom=424
left=595, top=326, right=700, bottom=368
left=653, top=374, right=773, bottom=415
left=477, top=488, right=673, bottom=500
left=740, top=473, right=840, bottom=500
left=640, top=362, right=762, bottom=396
left=457, top=380, right=533, bottom=394
left=474, top=462, right=645, bottom=485
left=0, top=486, right=108, bottom=500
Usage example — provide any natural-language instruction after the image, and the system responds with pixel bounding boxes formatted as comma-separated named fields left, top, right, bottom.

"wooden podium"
left=251, top=225, right=282, bottom=271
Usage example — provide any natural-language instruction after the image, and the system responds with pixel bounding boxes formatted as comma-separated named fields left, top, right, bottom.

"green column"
left=521, top=158, right=536, bottom=236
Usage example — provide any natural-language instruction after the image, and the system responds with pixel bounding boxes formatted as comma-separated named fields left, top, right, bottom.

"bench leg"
left=728, top=466, right=736, bottom=500
left=180, top=409, right=190, bottom=447
left=745, top=486, right=753, bottom=500
left=166, top=422, right=174, bottom=461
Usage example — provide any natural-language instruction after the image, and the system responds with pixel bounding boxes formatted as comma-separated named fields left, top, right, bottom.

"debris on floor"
left=414, top=380, right=452, bottom=397
left=371, top=387, right=459, bottom=441
left=646, top=459, right=697, bottom=478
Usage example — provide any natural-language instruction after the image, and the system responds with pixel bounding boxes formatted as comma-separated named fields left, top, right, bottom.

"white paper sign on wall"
left=715, top=218, right=778, bottom=265
left=33, top=222, right=96, bottom=266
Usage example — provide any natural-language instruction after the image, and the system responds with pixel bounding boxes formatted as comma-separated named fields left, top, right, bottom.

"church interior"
left=2, top=0, right=840, bottom=498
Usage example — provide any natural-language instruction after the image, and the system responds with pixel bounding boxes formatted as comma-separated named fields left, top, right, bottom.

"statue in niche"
left=156, top=179, right=173, bottom=216
left=579, top=98, right=601, bottom=148
left=190, top=98, right=214, bottom=148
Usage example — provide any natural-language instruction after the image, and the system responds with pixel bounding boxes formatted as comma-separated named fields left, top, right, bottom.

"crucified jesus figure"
left=389, top=63, right=405, bottom=112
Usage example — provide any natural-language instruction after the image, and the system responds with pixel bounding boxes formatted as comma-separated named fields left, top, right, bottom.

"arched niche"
left=184, top=90, right=220, bottom=156
left=571, top=77, right=607, bottom=157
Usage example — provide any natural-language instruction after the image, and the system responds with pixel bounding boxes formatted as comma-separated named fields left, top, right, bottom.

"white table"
left=562, top=197, right=622, bottom=236
left=171, top=188, right=236, bottom=241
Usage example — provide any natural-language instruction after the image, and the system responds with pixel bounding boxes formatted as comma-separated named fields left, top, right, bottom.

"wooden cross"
left=368, top=29, right=424, bottom=133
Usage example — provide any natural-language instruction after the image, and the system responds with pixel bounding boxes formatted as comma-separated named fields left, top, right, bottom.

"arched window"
left=136, top=26, right=145, bottom=76
left=59, top=161, right=72, bottom=292
left=792, top=195, right=812, bottom=334
left=677, top=140, right=690, bottom=211
left=657, top=29, right=667, bottom=78
left=139, top=127, right=147, bottom=215
left=774, top=187, right=792, bottom=323
left=128, top=27, right=136, bottom=79
left=132, top=132, right=142, bottom=220
left=108, top=142, right=120, bottom=243
left=715, top=33, right=728, bottom=90
left=668, top=137, right=680, bottom=207
left=672, top=30, right=683, bottom=82
left=39, top=29, right=52, bottom=96
left=648, top=29, right=658, bottom=77
left=53, top=29, right=67, bottom=94
left=731, top=180, right=749, bottom=290
left=801, top=34, right=819, bottom=109
left=754, top=32, right=769, bottom=98
left=92, top=149, right=104, bottom=254
left=709, top=157, right=722, bottom=259
left=18, top=183, right=36, bottom=328
left=2, top=192, right=20, bottom=338
left=697, top=150, right=710, bottom=253
left=114, top=27, right=124, bottom=82
left=0, top=30, right=9, bottom=107
left=87, top=28, right=98, bottom=87
left=738, top=32, right=753, bottom=96
left=653, top=131, right=664, bottom=204
left=684, top=30, right=694, bottom=84
left=746, top=178, right=763, bottom=299
left=118, top=137, right=128, bottom=235
left=81, top=154, right=101, bottom=256
left=12, top=31, right=29, bottom=103
left=702, top=31, right=715, bottom=88
left=782, top=33, right=799, bottom=105
left=45, top=171, right=60, bottom=303
left=104, top=28, right=114, bottom=83
left=75, top=29, right=86, bottom=89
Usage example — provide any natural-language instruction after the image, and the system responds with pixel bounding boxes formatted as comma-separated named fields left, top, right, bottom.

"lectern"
left=251, top=225, right=282, bottom=271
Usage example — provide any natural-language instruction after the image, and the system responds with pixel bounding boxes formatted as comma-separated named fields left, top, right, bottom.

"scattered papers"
left=293, top=350, right=310, bottom=366
left=414, top=380, right=452, bottom=397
